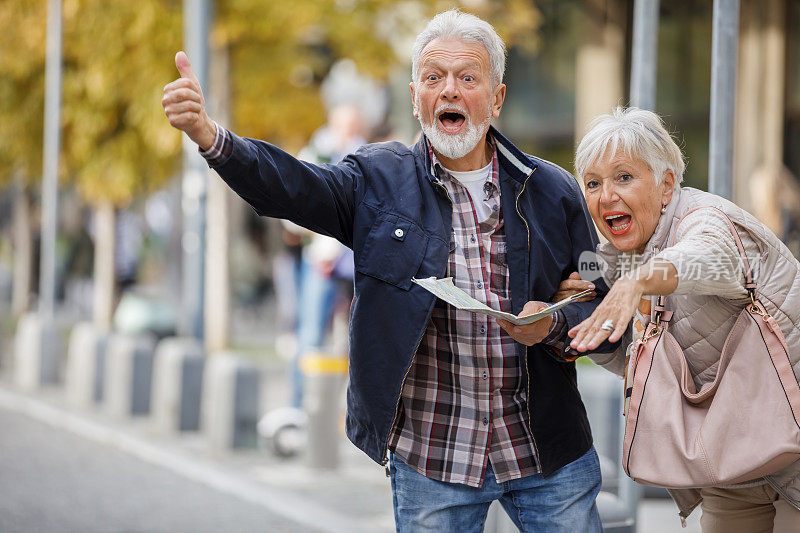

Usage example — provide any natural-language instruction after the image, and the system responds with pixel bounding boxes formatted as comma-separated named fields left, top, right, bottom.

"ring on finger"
left=600, top=319, right=615, bottom=331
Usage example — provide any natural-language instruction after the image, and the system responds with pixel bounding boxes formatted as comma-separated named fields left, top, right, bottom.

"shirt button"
left=394, top=228, right=404, bottom=238
left=482, top=372, right=488, bottom=379
left=470, top=235, right=476, bottom=243
left=492, top=204, right=499, bottom=211
left=482, top=417, right=489, bottom=426
left=476, top=282, right=483, bottom=289
left=479, top=325, right=486, bottom=334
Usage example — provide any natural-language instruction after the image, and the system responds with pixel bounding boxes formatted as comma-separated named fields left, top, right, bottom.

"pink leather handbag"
left=621, top=207, right=800, bottom=488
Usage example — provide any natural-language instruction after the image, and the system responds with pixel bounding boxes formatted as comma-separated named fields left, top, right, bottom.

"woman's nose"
left=599, top=182, right=617, bottom=204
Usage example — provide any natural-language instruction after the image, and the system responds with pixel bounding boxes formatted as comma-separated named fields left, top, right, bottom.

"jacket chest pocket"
left=355, top=212, right=429, bottom=290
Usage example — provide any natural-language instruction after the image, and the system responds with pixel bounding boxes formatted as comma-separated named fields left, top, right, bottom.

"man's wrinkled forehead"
left=417, top=38, right=491, bottom=75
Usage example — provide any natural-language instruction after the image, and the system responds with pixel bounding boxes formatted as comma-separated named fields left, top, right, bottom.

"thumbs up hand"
left=162, top=51, right=216, bottom=150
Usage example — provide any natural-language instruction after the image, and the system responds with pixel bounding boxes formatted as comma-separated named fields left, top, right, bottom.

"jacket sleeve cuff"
left=541, top=310, right=582, bottom=363
left=198, top=121, right=232, bottom=166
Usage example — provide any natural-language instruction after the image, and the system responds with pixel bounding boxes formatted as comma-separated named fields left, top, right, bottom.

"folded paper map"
left=411, top=277, right=592, bottom=326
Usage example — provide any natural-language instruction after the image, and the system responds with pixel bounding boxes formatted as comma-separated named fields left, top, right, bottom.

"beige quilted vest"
left=596, top=186, right=800, bottom=515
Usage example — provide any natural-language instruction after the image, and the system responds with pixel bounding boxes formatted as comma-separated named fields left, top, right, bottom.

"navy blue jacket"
left=209, top=126, right=613, bottom=477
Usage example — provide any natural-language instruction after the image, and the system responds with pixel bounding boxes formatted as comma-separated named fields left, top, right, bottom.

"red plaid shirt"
left=388, top=139, right=564, bottom=487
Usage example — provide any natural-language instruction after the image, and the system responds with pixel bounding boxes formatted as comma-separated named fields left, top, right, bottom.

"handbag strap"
left=654, top=206, right=757, bottom=323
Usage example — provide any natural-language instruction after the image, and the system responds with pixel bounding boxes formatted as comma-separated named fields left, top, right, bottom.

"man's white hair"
left=411, top=9, right=506, bottom=86
left=575, top=107, right=686, bottom=188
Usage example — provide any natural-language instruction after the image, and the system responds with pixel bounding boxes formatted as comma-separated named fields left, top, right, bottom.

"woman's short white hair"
left=411, top=9, right=506, bottom=86
left=575, top=107, right=685, bottom=188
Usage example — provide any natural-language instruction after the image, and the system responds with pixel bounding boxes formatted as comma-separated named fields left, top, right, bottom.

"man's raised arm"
left=161, top=52, right=363, bottom=247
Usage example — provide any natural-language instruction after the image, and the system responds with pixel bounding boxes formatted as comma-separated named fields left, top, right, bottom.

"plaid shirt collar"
left=426, top=135, right=501, bottom=206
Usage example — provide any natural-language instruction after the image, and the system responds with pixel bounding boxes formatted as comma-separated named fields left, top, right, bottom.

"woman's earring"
left=660, top=204, right=668, bottom=214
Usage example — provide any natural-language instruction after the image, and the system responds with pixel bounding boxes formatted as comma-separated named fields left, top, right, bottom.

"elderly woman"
left=567, top=107, right=800, bottom=531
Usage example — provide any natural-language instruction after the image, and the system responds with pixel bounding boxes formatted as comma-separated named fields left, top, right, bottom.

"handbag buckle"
left=641, top=323, right=661, bottom=342
left=749, top=292, right=769, bottom=317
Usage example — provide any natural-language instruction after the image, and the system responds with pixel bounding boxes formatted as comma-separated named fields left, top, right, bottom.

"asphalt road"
left=0, top=408, right=304, bottom=533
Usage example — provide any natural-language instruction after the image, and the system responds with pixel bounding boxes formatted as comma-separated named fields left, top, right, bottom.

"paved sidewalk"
left=0, top=382, right=395, bottom=533
left=0, top=379, right=703, bottom=533
left=0, top=409, right=302, bottom=533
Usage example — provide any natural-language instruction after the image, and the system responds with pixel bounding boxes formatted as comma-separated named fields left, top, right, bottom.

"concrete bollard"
left=484, top=501, right=518, bottom=533
left=151, top=337, right=204, bottom=432
left=301, top=352, right=348, bottom=469
left=202, top=352, right=260, bottom=449
left=13, top=312, right=60, bottom=390
left=577, top=365, right=622, bottom=463
left=596, top=491, right=635, bottom=533
left=104, top=333, right=156, bottom=417
left=65, top=322, right=109, bottom=407
left=598, top=452, right=620, bottom=494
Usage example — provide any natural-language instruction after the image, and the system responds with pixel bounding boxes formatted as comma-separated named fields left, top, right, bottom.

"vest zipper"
left=516, top=168, right=542, bottom=467
left=765, top=476, right=800, bottom=511
left=382, top=179, right=452, bottom=466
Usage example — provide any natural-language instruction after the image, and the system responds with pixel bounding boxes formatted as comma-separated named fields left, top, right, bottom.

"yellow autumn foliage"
left=0, top=0, right=540, bottom=202
left=0, top=1, right=47, bottom=184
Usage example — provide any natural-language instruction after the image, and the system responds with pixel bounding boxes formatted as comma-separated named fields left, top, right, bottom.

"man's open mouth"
left=604, top=212, right=632, bottom=235
left=437, top=110, right=466, bottom=134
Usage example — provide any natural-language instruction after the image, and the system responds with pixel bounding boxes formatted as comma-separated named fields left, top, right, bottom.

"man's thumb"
left=568, top=271, right=581, bottom=280
left=175, top=51, right=197, bottom=80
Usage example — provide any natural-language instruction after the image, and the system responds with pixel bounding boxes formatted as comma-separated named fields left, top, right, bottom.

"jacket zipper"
left=382, top=180, right=453, bottom=467
left=382, top=328, right=427, bottom=467
left=515, top=168, right=534, bottom=252
left=435, top=180, right=454, bottom=204
left=515, top=168, right=542, bottom=467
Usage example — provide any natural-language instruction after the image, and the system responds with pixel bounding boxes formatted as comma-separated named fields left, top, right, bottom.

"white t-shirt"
left=444, top=161, right=494, bottom=222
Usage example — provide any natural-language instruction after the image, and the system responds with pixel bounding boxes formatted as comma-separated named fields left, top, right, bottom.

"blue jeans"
left=389, top=447, right=602, bottom=533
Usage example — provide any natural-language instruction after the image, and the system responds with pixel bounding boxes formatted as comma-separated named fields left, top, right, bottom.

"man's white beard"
left=417, top=100, right=493, bottom=160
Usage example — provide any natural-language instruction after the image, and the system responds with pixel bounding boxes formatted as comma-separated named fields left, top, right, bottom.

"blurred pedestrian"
left=285, top=104, right=364, bottom=408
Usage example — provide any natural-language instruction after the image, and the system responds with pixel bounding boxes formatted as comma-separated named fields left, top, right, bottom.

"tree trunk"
left=11, top=175, right=32, bottom=317
left=204, top=42, right=232, bottom=352
left=92, top=200, right=116, bottom=331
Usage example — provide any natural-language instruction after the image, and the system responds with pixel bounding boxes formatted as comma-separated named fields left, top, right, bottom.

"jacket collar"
left=412, top=125, right=537, bottom=185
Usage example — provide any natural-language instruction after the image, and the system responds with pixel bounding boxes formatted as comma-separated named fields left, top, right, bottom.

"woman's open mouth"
left=604, top=212, right=632, bottom=235
left=437, top=110, right=466, bottom=134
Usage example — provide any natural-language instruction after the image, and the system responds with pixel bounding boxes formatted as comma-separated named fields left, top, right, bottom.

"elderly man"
left=163, top=9, right=609, bottom=532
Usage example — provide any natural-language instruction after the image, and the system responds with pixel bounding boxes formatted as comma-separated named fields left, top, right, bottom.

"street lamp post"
left=630, top=0, right=659, bottom=112
left=708, top=0, right=740, bottom=199
left=624, top=0, right=660, bottom=527
left=181, top=0, right=211, bottom=341
left=40, top=0, right=63, bottom=323
left=16, top=0, right=63, bottom=390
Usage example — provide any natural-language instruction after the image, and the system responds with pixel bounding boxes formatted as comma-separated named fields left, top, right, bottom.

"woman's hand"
left=497, top=301, right=553, bottom=346
left=553, top=272, right=596, bottom=303
left=567, top=276, right=643, bottom=352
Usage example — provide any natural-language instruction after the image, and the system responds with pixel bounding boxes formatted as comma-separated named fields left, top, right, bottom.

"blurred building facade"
left=3, top=0, right=800, bottom=346
left=494, top=0, right=800, bottom=253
